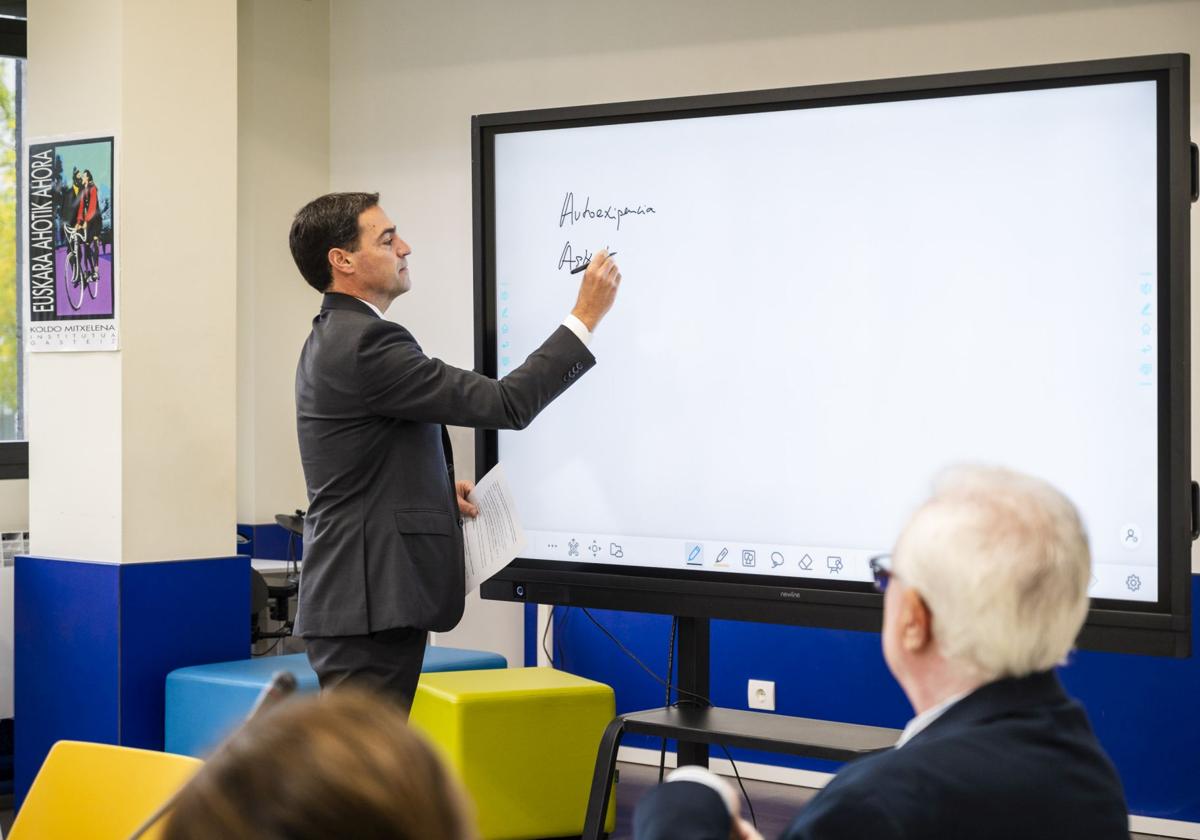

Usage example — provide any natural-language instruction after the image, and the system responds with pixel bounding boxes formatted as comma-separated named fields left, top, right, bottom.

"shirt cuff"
left=562, top=313, right=593, bottom=348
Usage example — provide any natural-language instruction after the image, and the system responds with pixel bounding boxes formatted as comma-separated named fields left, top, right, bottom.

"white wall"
left=328, top=0, right=1200, bottom=662
left=237, top=0, right=330, bottom=526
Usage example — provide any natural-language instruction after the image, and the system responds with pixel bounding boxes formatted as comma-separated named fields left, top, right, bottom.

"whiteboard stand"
left=580, top=617, right=901, bottom=839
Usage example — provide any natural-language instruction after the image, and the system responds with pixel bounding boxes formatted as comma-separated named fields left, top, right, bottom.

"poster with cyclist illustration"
left=25, top=134, right=118, bottom=351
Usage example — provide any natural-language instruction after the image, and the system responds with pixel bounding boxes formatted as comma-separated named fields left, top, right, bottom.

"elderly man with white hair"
left=634, top=466, right=1129, bottom=840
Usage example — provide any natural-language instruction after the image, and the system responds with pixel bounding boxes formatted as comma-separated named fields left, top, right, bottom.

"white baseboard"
left=617, top=745, right=833, bottom=790
left=617, top=746, right=1200, bottom=839
left=1129, top=815, right=1200, bottom=839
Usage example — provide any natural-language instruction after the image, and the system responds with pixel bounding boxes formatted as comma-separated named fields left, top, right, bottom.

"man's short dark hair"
left=289, top=192, right=380, bottom=292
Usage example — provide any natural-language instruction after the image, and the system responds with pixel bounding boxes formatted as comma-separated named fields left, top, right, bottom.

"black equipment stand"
left=580, top=616, right=902, bottom=839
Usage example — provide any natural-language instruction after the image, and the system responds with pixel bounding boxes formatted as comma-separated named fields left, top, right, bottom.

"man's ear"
left=328, top=247, right=354, bottom=276
left=900, top=587, right=933, bottom=653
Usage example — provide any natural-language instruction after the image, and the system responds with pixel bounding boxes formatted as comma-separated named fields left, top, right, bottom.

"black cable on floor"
left=717, top=742, right=758, bottom=829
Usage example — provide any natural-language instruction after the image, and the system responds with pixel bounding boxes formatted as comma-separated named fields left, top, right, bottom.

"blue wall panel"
left=553, top=608, right=682, bottom=753
left=119, top=557, right=249, bottom=751
left=14, top=557, right=120, bottom=809
left=524, top=602, right=537, bottom=666
left=237, top=522, right=303, bottom=562
left=15, top=554, right=249, bottom=809
left=552, top=575, right=1200, bottom=822
left=1059, top=587, right=1200, bottom=822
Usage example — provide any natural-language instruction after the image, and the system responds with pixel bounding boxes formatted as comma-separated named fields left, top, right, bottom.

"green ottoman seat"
left=410, top=666, right=616, bottom=840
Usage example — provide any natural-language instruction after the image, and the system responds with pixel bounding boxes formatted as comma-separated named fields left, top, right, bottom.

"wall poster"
left=25, top=135, right=117, bottom=351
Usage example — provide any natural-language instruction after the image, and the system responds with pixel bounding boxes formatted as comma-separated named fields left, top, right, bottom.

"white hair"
left=894, top=465, right=1092, bottom=682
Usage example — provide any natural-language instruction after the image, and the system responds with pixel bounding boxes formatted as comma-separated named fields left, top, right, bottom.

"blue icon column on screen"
left=685, top=543, right=704, bottom=565
left=499, top=283, right=511, bottom=371
left=1137, top=277, right=1153, bottom=386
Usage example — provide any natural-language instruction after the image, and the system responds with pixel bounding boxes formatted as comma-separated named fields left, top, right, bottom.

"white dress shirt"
left=561, top=313, right=593, bottom=347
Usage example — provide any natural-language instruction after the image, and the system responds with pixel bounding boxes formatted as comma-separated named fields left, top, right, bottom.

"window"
left=0, top=14, right=24, bottom=479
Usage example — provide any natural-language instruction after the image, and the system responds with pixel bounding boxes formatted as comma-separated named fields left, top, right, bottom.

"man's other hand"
left=570, top=250, right=622, bottom=331
left=456, top=481, right=479, bottom=519
left=733, top=817, right=765, bottom=840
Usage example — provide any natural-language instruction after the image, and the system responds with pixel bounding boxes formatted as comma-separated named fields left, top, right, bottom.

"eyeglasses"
left=868, top=554, right=895, bottom=593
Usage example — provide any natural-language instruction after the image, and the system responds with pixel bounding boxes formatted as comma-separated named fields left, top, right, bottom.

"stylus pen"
left=569, top=251, right=618, bottom=274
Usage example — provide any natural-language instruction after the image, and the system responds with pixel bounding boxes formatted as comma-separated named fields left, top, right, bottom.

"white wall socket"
left=747, top=679, right=775, bottom=711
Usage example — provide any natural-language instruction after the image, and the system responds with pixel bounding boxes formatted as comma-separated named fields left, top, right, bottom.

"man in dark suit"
left=288, top=191, right=620, bottom=709
left=634, top=467, right=1130, bottom=840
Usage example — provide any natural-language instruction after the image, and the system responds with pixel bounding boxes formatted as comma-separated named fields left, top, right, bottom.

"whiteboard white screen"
left=493, top=80, right=1159, bottom=602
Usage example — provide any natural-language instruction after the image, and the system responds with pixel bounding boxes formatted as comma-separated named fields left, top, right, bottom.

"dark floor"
left=609, top=761, right=1167, bottom=840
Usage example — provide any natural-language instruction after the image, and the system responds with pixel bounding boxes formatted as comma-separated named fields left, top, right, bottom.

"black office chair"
left=249, top=510, right=304, bottom=647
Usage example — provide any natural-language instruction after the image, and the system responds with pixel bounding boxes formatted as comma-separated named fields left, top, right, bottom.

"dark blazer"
left=635, top=671, right=1129, bottom=840
left=293, top=293, right=594, bottom=637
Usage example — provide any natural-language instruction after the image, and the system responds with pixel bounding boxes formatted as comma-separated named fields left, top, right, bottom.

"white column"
left=27, top=0, right=238, bottom=564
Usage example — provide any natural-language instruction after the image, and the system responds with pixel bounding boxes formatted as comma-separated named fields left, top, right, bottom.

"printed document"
left=463, top=463, right=527, bottom=593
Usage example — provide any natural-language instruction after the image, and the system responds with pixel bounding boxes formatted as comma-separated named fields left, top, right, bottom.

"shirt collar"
left=353, top=296, right=385, bottom=318
left=895, top=687, right=973, bottom=748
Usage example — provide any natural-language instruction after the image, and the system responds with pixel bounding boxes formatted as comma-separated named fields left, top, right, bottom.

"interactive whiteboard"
left=476, top=55, right=1194, bottom=654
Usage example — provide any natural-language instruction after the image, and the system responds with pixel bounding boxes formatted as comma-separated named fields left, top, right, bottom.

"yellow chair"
left=411, top=667, right=616, bottom=840
left=10, top=740, right=203, bottom=840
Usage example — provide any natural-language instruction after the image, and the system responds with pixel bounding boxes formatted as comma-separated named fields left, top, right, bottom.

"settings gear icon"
left=1125, top=574, right=1142, bottom=592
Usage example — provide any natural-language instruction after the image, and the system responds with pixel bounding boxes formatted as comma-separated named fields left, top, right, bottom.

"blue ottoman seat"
left=165, top=647, right=507, bottom=757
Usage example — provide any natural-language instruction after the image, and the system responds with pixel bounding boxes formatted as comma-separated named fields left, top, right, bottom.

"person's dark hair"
left=161, top=689, right=476, bottom=840
left=289, top=192, right=380, bottom=293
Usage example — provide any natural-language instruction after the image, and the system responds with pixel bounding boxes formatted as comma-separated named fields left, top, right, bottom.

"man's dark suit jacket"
left=634, top=671, right=1129, bottom=840
left=293, top=293, right=594, bottom=637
